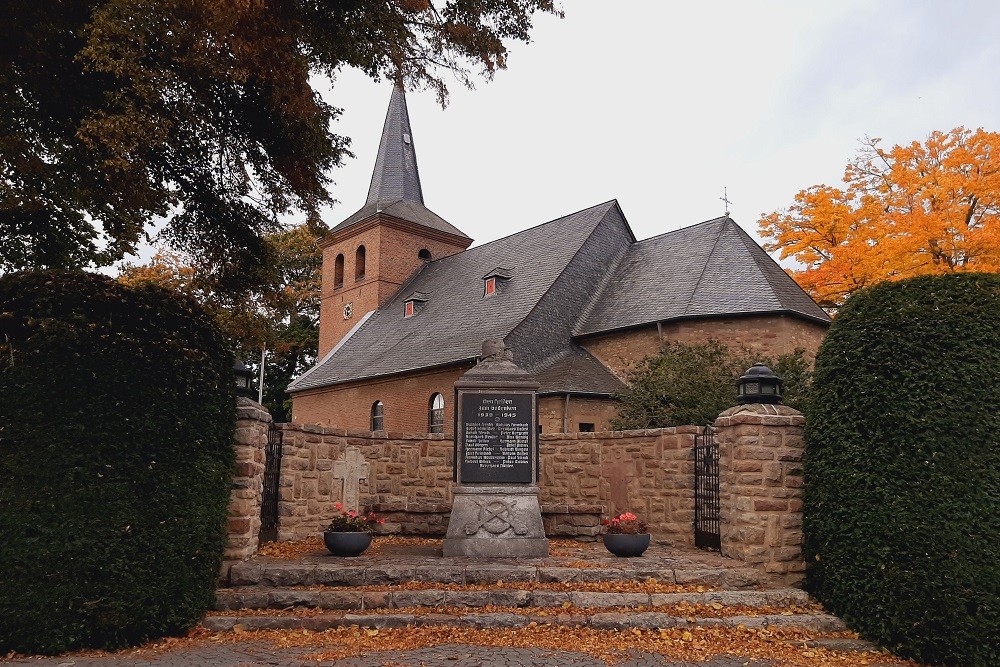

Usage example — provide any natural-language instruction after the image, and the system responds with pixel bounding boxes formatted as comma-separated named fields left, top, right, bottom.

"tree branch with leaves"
left=759, top=127, right=1000, bottom=308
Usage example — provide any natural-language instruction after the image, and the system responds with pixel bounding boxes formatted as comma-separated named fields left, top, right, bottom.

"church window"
left=355, top=245, right=366, bottom=281
left=428, top=393, right=444, bottom=433
left=579, top=422, right=596, bottom=432
left=484, top=276, right=496, bottom=296
left=418, top=248, right=431, bottom=261
left=334, top=254, right=344, bottom=288
left=371, top=401, right=384, bottom=431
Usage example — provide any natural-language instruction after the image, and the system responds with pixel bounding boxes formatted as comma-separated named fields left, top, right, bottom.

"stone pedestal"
left=443, top=485, right=548, bottom=557
left=443, top=339, right=548, bottom=558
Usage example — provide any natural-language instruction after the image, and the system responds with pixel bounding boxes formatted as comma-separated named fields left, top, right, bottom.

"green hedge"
left=805, top=273, right=1000, bottom=667
left=0, top=271, right=235, bottom=655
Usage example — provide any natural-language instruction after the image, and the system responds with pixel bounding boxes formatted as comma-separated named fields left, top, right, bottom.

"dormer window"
left=403, top=291, right=429, bottom=318
left=482, top=268, right=512, bottom=297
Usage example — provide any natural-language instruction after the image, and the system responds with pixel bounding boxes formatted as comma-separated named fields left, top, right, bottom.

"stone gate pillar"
left=225, top=397, right=271, bottom=562
left=714, top=403, right=805, bottom=584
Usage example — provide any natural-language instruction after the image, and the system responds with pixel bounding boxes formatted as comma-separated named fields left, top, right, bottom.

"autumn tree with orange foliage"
left=759, top=127, right=1000, bottom=308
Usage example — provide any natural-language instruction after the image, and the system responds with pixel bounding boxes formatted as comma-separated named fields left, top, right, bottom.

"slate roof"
left=289, top=201, right=619, bottom=392
left=533, top=348, right=626, bottom=396
left=574, top=216, right=831, bottom=337
left=329, top=86, right=471, bottom=241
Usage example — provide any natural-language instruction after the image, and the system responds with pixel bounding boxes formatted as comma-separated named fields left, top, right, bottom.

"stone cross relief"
left=332, top=447, right=370, bottom=513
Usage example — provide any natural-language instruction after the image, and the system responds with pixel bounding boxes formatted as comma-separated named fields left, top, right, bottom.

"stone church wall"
left=580, top=314, right=828, bottom=381
left=537, top=395, right=620, bottom=433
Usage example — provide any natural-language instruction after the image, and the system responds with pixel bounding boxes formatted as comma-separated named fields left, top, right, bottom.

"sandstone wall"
left=271, top=424, right=699, bottom=546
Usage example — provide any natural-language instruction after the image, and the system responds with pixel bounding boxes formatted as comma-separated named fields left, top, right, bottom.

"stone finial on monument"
left=443, top=339, right=548, bottom=557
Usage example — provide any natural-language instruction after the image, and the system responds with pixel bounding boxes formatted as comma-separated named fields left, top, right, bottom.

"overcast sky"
left=304, top=0, right=1000, bottom=255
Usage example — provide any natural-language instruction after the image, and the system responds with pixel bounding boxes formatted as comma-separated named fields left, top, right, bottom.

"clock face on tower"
left=343, top=302, right=353, bottom=320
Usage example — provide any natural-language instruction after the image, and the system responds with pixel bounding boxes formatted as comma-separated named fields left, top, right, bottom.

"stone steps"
left=202, top=610, right=847, bottom=634
left=212, top=544, right=844, bottom=638
left=227, top=560, right=765, bottom=589
left=215, top=586, right=812, bottom=612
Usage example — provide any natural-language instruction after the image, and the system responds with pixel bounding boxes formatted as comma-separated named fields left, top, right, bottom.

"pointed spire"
left=366, top=86, right=424, bottom=206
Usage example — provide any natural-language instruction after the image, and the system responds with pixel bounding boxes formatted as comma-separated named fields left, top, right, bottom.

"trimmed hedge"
left=0, top=271, right=236, bottom=655
left=805, top=273, right=1000, bottom=667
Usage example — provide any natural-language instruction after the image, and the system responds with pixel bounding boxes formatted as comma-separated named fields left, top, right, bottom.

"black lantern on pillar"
left=736, top=364, right=783, bottom=405
left=233, top=360, right=255, bottom=399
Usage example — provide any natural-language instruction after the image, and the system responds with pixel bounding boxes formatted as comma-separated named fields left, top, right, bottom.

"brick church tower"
left=317, top=87, right=472, bottom=356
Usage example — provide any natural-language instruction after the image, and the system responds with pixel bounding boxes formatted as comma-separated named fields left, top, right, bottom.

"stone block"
left=269, top=590, right=320, bottom=608
left=317, top=591, right=363, bottom=610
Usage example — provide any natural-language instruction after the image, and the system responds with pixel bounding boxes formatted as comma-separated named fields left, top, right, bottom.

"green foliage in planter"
left=805, top=273, right=1000, bottom=667
left=611, top=340, right=812, bottom=429
left=0, top=271, right=235, bottom=655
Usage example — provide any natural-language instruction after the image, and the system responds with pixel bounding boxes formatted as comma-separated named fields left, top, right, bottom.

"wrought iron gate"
left=259, top=424, right=282, bottom=544
left=694, top=425, right=720, bottom=550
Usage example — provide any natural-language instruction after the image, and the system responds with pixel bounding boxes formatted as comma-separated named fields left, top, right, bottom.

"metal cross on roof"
left=720, top=188, right=732, bottom=217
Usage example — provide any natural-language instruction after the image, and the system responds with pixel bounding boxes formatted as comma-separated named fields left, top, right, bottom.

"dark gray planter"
left=602, top=532, right=651, bottom=557
left=323, top=531, right=373, bottom=557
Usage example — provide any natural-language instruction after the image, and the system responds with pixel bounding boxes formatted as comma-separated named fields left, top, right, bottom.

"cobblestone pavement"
left=5, top=642, right=772, bottom=666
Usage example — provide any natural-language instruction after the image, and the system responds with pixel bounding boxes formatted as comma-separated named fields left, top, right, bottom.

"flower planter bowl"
left=602, top=532, right=651, bottom=557
left=323, top=531, right=373, bottom=557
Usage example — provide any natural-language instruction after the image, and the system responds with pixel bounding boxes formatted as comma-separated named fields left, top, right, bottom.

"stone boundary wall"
left=226, top=398, right=271, bottom=561
left=272, top=424, right=699, bottom=545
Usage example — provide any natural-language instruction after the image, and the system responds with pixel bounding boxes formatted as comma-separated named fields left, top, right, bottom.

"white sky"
left=308, top=0, right=1000, bottom=254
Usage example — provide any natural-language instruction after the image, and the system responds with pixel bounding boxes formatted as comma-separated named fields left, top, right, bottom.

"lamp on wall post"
left=233, top=359, right=256, bottom=400
left=736, top=364, right=783, bottom=405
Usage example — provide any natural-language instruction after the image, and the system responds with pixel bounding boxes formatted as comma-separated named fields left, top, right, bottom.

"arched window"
left=334, top=253, right=344, bottom=288
left=355, top=245, right=366, bottom=281
left=370, top=400, right=384, bottom=431
left=428, top=393, right=444, bottom=433
left=418, top=248, right=431, bottom=261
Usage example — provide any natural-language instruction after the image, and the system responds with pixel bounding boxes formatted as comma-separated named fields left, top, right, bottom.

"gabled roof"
left=574, top=216, right=831, bottom=337
left=289, top=201, right=620, bottom=392
left=328, top=86, right=471, bottom=241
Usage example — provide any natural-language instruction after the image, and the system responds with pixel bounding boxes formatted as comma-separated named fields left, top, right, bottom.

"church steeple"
left=316, top=85, right=472, bottom=358
left=366, top=86, right=424, bottom=206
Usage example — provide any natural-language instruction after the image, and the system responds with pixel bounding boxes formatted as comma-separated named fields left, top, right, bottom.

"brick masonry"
left=714, top=403, right=806, bottom=586
left=298, top=313, right=827, bottom=434
left=318, top=217, right=470, bottom=357
left=291, top=363, right=472, bottom=431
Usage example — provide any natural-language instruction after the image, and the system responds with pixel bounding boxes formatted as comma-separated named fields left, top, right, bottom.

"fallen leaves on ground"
left=189, top=623, right=921, bottom=666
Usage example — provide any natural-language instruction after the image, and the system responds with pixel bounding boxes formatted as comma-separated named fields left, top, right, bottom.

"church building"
left=288, top=88, right=830, bottom=433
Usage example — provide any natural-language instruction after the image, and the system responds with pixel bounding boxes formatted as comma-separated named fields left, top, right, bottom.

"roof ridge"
left=463, top=199, right=618, bottom=252
left=730, top=222, right=831, bottom=321
left=572, top=228, right=633, bottom=336
left=681, top=218, right=729, bottom=314
left=506, top=203, right=622, bottom=344
left=635, top=214, right=732, bottom=244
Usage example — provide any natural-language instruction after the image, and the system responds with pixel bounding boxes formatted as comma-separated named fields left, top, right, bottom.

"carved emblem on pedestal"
left=464, top=498, right=528, bottom=536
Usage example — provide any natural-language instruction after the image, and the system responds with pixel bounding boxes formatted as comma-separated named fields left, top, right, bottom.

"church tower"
left=317, top=87, right=473, bottom=356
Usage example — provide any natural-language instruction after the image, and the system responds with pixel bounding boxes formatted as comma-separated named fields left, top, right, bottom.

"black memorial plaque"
left=459, top=392, right=534, bottom=484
